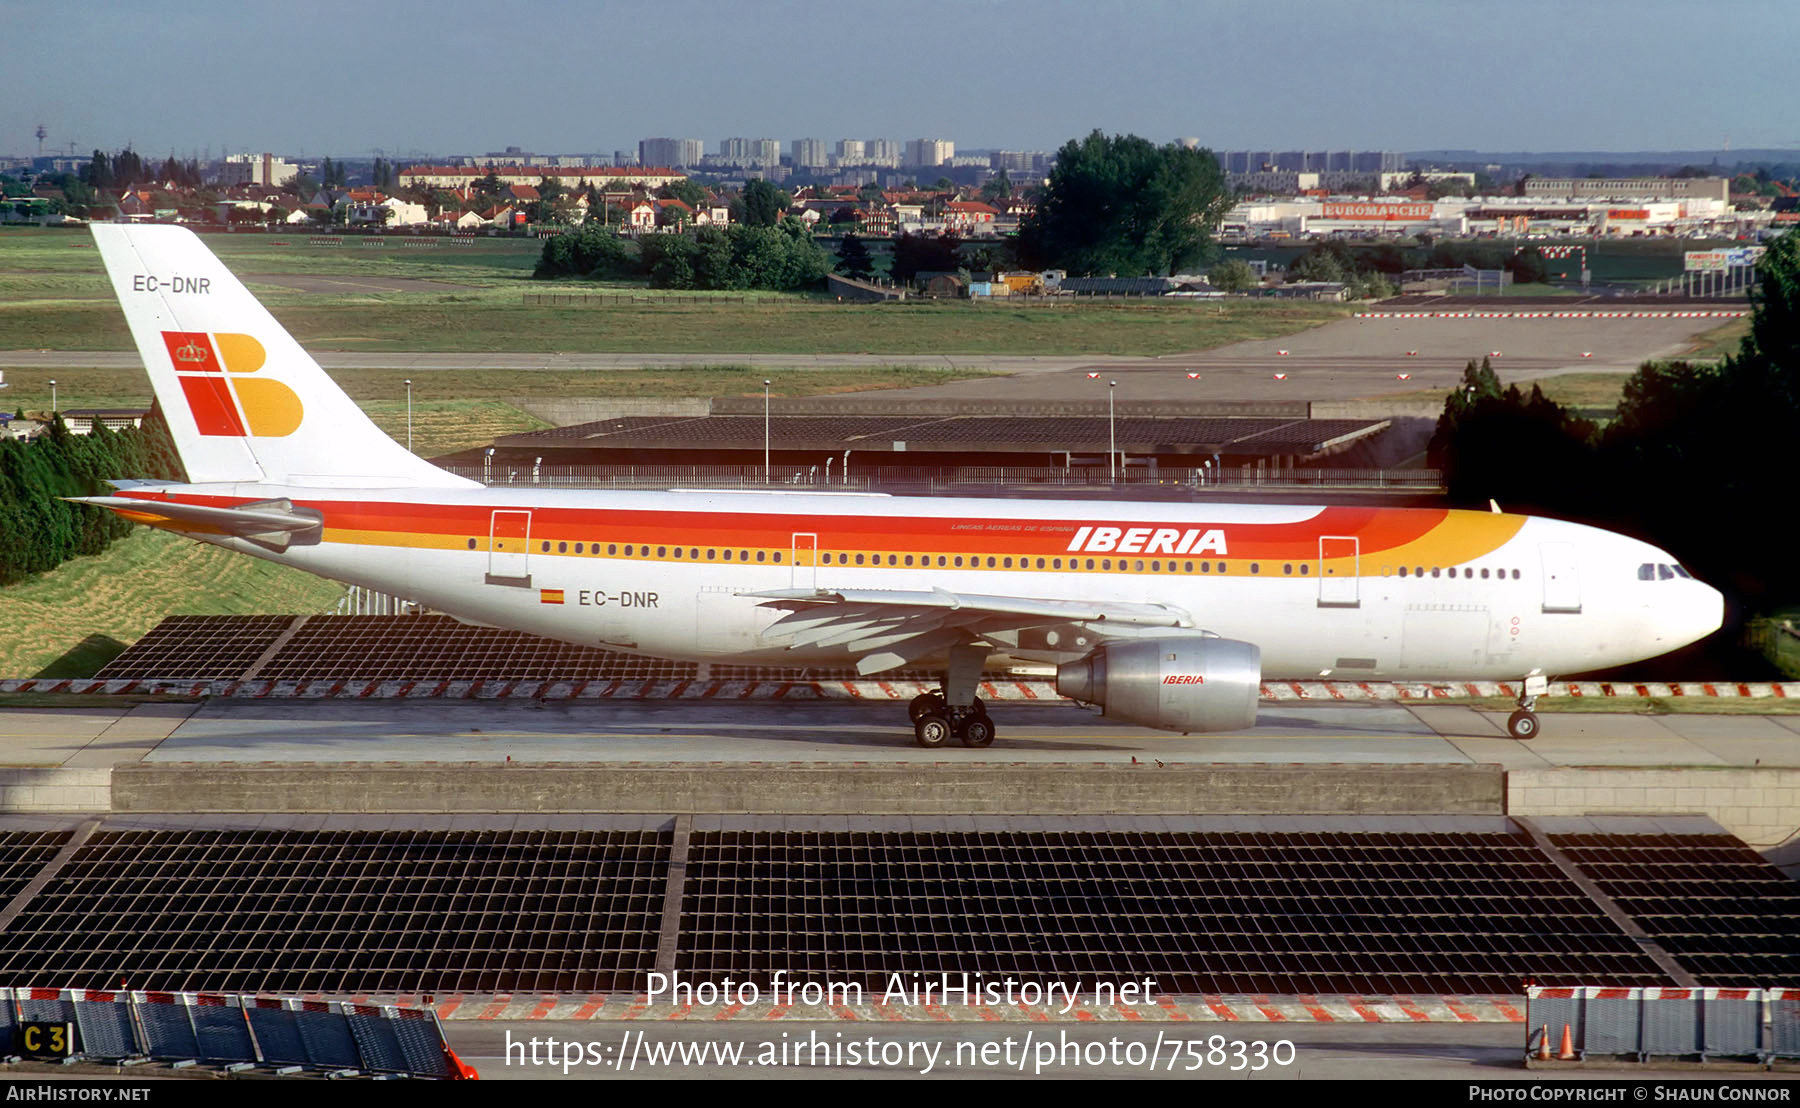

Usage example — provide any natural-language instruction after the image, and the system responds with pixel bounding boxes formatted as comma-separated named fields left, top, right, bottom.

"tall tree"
left=1018, top=131, right=1230, bottom=275
left=835, top=232, right=874, bottom=280
left=736, top=179, right=788, bottom=228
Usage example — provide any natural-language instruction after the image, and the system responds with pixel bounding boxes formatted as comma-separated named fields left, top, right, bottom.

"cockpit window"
left=1641, top=562, right=1691, bottom=581
left=1674, top=565, right=1693, bottom=579
left=1638, top=563, right=1655, bottom=581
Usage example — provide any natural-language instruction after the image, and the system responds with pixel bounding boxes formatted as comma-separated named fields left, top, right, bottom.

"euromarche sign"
left=1320, top=202, right=1433, bottom=221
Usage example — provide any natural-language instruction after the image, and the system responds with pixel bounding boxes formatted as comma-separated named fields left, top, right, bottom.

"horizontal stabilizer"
left=70, top=495, right=323, bottom=551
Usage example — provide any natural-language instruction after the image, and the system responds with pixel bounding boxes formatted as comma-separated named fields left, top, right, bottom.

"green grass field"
left=0, top=227, right=1349, bottom=355
left=0, top=528, right=349, bottom=678
left=0, top=365, right=997, bottom=455
left=1377, top=371, right=1641, bottom=416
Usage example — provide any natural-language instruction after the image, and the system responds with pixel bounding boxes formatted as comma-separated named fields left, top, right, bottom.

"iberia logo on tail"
left=161, top=330, right=302, bottom=437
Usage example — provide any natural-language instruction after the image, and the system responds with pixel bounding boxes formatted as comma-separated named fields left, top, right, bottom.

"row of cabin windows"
left=468, top=538, right=782, bottom=562
left=465, top=539, right=1527, bottom=582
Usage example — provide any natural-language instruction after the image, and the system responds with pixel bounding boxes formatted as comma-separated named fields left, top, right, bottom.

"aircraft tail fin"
left=90, top=223, right=477, bottom=489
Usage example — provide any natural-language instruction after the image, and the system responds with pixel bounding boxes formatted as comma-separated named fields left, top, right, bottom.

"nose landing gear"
left=1507, top=674, right=1550, bottom=740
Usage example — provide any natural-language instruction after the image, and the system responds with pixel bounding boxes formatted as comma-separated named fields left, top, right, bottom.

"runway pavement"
left=0, top=303, right=1725, bottom=409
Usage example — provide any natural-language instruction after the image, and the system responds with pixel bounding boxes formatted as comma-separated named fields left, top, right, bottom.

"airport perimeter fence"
left=0, top=987, right=472, bottom=1078
left=443, top=463, right=1443, bottom=492
left=1525, top=986, right=1800, bottom=1066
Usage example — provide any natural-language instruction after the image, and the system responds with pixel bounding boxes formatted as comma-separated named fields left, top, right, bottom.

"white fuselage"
left=160, top=484, right=1724, bottom=683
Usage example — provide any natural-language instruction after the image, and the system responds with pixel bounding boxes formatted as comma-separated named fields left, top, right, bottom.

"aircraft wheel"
left=909, top=692, right=945, bottom=724
left=1507, top=710, right=1540, bottom=741
left=957, top=714, right=995, bottom=748
left=914, top=712, right=953, bottom=749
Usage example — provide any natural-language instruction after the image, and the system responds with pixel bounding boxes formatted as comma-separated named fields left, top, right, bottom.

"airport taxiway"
left=6, top=698, right=1798, bottom=769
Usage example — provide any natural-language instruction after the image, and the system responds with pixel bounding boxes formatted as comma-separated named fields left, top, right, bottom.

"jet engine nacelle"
left=1055, top=637, right=1261, bottom=733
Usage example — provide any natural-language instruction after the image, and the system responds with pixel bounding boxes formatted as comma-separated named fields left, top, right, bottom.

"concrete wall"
left=0, top=769, right=110, bottom=812
left=111, top=762, right=1503, bottom=816
left=1509, top=766, right=1800, bottom=849
left=516, top=397, right=708, bottom=426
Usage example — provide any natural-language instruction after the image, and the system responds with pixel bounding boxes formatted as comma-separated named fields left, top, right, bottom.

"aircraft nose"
left=1692, top=582, right=1725, bottom=643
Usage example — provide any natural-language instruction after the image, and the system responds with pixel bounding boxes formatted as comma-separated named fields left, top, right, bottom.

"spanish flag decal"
left=540, top=589, right=565, bottom=605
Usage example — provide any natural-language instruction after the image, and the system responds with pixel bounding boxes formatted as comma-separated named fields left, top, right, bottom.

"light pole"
left=1108, top=379, right=1117, bottom=484
left=49, top=378, right=56, bottom=415
left=763, top=379, right=772, bottom=482
left=404, top=378, right=413, bottom=452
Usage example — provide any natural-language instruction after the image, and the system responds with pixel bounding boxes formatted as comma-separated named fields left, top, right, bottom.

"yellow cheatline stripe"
left=1362, top=512, right=1527, bottom=576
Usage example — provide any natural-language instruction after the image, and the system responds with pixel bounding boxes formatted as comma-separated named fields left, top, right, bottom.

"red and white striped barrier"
left=415, top=991, right=1526, bottom=1023
left=1355, top=310, right=1747, bottom=320
left=6, top=677, right=1796, bottom=702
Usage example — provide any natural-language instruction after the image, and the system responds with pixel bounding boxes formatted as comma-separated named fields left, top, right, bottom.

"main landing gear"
left=909, top=644, right=996, bottom=749
left=1507, top=674, right=1550, bottom=740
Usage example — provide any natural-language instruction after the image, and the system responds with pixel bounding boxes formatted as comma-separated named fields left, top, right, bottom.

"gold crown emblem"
left=173, top=340, right=209, bottom=364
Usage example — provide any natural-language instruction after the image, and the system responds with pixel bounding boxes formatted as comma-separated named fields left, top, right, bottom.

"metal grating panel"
left=1552, top=833, right=1800, bottom=988
left=103, top=615, right=962, bottom=684
left=0, top=828, right=670, bottom=995
left=94, top=615, right=294, bottom=681
left=677, top=829, right=1668, bottom=996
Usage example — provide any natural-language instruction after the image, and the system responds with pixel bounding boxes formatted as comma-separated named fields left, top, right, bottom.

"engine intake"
left=1055, top=637, right=1261, bottom=733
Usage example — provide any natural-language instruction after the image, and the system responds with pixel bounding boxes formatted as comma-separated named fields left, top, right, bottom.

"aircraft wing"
left=745, top=586, right=1195, bottom=674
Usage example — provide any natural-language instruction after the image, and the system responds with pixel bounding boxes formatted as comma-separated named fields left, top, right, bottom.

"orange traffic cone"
left=1557, top=1023, right=1576, bottom=1060
left=1537, top=1024, right=1551, bottom=1060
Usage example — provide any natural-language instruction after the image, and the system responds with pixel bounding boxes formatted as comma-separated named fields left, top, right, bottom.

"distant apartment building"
left=718, top=138, right=780, bottom=166
left=905, top=139, right=954, bottom=167
left=791, top=139, right=830, bottom=169
left=865, top=139, right=901, bottom=162
left=836, top=139, right=866, bottom=160
left=638, top=138, right=703, bottom=168
left=398, top=165, right=685, bottom=190
left=217, top=153, right=298, bottom=187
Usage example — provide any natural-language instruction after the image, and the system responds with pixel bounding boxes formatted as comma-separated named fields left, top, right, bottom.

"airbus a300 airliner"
left=79, top=224, right=1723, bottom=747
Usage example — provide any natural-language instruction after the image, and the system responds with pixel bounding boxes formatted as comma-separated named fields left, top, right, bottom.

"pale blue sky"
left=4, top=0, right=1796, bottom=161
